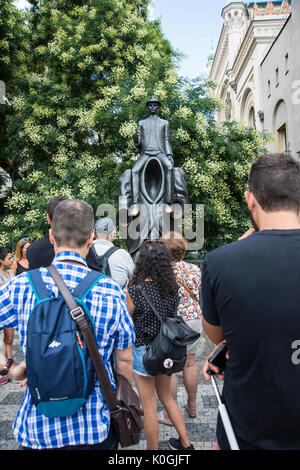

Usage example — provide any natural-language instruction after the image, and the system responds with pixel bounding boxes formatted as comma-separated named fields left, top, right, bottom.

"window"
left=277, top=123, right=288, bottom=153
left=275, top=68, right=279, bottom=87
left=267, top=80, right=271, bottom=98
left=248, top=107, right=256, bottom=128
left=285, top=53, right=289, bottom=75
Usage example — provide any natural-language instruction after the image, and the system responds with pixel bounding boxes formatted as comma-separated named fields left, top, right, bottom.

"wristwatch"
left=0, top=358, right=14, bottom=376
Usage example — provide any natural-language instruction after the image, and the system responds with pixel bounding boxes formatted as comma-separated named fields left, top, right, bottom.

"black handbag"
left=140, top=288, right=201, bottom=377
left=47, top=265, right=143, bottom=448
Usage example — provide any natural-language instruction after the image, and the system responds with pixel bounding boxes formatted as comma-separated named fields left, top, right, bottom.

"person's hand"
left=202, top=341, right=228, bottom=382
left=18, top=378, right=27, bottom=388
left=238, top=228, right=256, bottom=241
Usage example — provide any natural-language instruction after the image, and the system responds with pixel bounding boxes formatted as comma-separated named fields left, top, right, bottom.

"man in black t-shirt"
left=202, top=153, right=300, bottom=450
left=27, top=196, right=100, bottom=271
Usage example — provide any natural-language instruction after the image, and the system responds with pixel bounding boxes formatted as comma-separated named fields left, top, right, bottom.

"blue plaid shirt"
left=0, top=251, right=135, bottom=449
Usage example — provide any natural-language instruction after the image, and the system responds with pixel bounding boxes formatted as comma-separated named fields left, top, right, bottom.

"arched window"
left=248, top=107, right=256, bottom=128
left=273, top=100, right=288, bottom=153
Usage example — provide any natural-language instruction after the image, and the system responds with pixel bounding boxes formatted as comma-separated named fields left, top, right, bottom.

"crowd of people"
left=0, top=152, right=300, bottom=451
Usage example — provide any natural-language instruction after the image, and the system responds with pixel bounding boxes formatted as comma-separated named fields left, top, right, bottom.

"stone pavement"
left=0, top=330, right=219, bottom=451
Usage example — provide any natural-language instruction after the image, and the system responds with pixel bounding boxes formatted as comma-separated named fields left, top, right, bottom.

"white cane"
left=208, top=370, right=240, bottom=450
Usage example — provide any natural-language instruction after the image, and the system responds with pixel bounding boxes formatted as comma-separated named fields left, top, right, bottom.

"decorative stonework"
left=280, top=0, right=291, bottom=15
left=209, top=0, right=291, bottom=131
left=265, top=2, right=276, bottom=16
left=253, top=3, right=260, bottom=17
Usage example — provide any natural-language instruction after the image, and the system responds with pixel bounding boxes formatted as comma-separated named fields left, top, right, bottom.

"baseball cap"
left=94, top=217, right=115, bottom=234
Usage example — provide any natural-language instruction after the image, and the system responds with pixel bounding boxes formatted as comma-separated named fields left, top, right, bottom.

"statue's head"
left=146, top=96, right=161, bottom=115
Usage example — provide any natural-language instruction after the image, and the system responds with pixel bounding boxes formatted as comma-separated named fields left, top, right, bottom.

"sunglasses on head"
left=22, top=238, right=31, bottom=242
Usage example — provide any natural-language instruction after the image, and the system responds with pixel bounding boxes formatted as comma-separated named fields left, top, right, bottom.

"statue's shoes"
left=129, top=204, right=140, bottom=217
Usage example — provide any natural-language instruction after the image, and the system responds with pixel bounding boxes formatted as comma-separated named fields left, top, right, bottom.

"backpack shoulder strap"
left=93, top=245, right=120, bottom=274
left=73, top=270, right=105, bottom=300
left=103, top=246, right=120, bottom=259
left=26, top=269, right=51, bottom=301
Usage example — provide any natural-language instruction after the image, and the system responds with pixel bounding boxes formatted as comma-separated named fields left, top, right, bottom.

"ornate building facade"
left=261, top=0, right=300, bottom=157
left=208, top=1, right=300, bottom=158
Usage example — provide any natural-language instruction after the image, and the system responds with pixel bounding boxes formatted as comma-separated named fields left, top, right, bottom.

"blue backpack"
left=26, top=268, right=104, bottom=418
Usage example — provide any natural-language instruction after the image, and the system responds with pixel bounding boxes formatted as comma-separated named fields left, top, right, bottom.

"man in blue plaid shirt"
left=0, top=200, right=135, bottom=450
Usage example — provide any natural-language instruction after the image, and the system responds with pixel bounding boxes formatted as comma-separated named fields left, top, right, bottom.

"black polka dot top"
left=128, top=281, right=178, bottom=347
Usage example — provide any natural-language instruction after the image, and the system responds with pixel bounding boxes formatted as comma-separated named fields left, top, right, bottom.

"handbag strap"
left=175, top=274, right=199, bottom=304
left=46, top=264, right=118, bottom=412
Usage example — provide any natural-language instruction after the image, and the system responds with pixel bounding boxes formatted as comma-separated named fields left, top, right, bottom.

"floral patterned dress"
left=173, top=261, right=202, bottom=321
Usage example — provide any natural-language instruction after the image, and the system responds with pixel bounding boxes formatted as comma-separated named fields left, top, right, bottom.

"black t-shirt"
left=202, top=229, right=300, bottom=450
left=128, top=281, right=178, bottom=347
left=27, top=233, right=100, bottom=271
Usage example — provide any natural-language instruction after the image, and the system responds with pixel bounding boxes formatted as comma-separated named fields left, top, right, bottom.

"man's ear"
left=87, top=230, right=95, bottom=248
left=49, top=228, right=55, bottom=246
left=245, top=191, right=256, bottom=212
left=47, top=215, right=51, bottom=225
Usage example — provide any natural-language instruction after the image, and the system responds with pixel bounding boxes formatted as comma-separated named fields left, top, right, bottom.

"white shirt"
left=92, top=240, right=135, bottom=293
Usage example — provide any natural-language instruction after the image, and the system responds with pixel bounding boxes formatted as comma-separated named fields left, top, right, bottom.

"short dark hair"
left=47, top=196, right=69, bottom=221
left=249, top=154, right=300, bottom=213
left=51, top=200, right=94, bottom=248
left=0, top=248, right=11, bottom=261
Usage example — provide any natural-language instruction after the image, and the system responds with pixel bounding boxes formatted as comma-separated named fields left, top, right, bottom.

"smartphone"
left=208, top=342, right=227, bottom=371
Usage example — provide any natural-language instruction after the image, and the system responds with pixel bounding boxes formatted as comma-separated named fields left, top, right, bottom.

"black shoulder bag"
left=140, top=287, right=201, bottom=377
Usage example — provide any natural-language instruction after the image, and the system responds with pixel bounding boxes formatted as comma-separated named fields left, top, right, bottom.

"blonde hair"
left=15, top=238, right=31, bottom=262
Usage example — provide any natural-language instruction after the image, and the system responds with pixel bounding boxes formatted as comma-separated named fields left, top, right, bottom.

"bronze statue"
left=119, top=97, right=189, bottom=259
left=131, top=97, right=174, bottom=216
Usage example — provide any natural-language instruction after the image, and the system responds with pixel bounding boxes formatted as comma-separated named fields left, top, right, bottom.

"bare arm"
left=114, top=347, right=133, bottom=383
left=202, top=317, right=224, bottom=345
left=126, top=291, right=135, bottom=317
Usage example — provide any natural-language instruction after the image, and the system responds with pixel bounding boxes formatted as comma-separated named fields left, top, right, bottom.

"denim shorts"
left=133, top=344, right=152, bottom=377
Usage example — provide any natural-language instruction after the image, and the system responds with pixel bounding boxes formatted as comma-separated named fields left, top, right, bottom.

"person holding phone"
left=202, top=153, right=300, bottom=450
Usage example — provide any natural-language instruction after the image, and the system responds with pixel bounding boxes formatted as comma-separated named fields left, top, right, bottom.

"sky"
left=14, top=0, right=227, bottom=79
left=149, top=0, right=226, bottom=79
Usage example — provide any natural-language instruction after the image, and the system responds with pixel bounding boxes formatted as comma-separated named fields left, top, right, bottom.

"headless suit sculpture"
left=119, top=97, right=189, bottom=259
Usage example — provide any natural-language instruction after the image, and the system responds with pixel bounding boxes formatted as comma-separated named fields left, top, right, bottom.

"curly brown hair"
left=130, top=240, right=178, bottom=296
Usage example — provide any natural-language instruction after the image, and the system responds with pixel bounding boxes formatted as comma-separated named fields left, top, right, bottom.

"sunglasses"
left=22, top=238, right=31, bottom=242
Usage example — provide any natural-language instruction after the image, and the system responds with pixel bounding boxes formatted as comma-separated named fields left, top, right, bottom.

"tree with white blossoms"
left=0, top=0, right=269, bottom=253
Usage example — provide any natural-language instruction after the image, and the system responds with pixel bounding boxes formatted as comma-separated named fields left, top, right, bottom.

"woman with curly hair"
left=126, top=240, right=194, bottom=451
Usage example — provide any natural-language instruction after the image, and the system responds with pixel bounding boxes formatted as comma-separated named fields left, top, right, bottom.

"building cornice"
left=209, top=25, right=228, bottom=82
left=231, top=16, right=288, bottom=84
left=209, top=4, right=290, bottom=95
left=260, top=13, right=291, bottom=65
